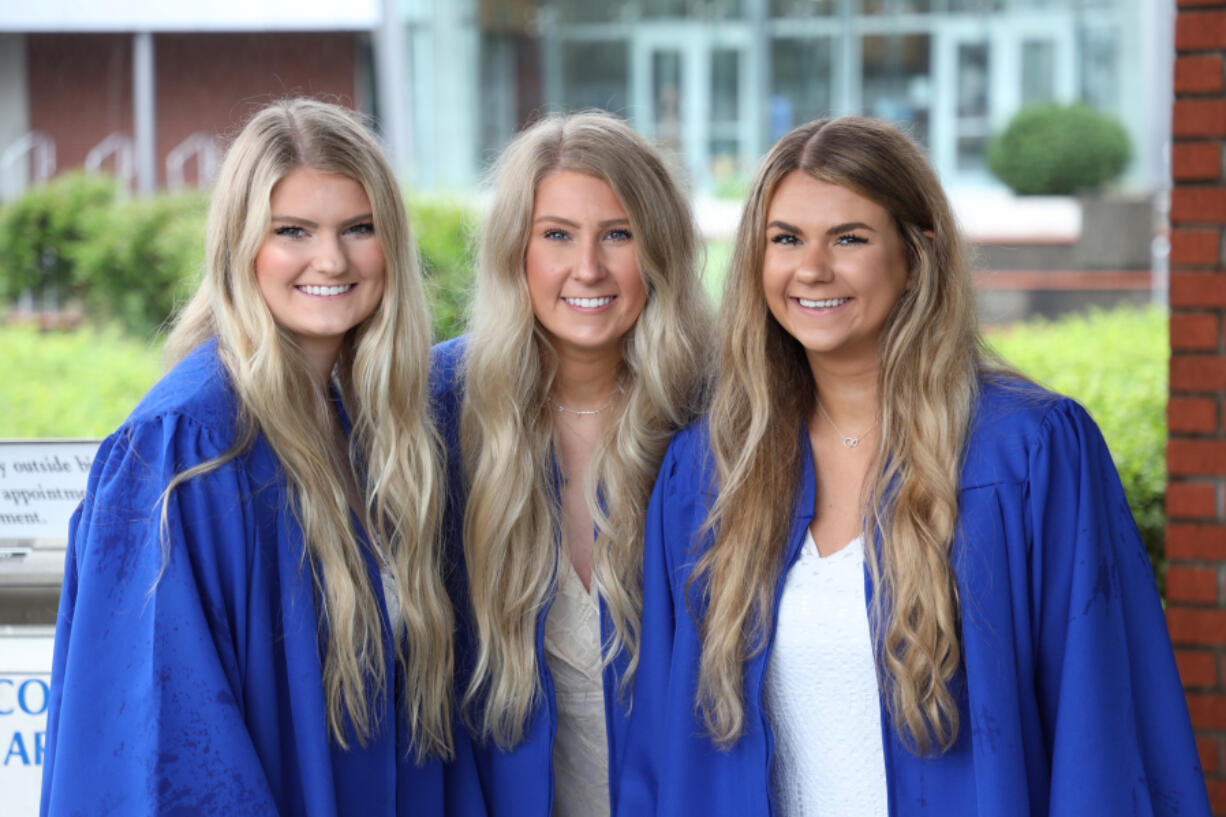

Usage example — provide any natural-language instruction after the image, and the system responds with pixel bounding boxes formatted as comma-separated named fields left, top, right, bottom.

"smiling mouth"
left=563, top=296, right=615, bottom=308
left=796, top=296, right=851, bottom=309
left=297, top=284, right=355, bottom=296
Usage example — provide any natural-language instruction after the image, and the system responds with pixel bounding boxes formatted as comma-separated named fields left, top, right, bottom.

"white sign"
left=0, top=440, right=98, bottom=543
left=0, top=627, right=54, bottom=817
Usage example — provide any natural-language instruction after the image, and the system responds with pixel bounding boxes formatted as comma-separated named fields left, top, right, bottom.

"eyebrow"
left=270, top=213, right=374, bottom=229
left=766, top=219, right=877, bottom=236
left=534, top=215, right=631, bottom=229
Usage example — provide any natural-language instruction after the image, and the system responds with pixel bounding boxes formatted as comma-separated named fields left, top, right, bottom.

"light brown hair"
left=698, top=116, right=988, bottom=754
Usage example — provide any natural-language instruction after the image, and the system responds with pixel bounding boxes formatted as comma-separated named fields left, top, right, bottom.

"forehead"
left=766, top=171, right=892, bottom=228
left=269, top=167, right=370, bottom=213
left=532, top=169, right=627, bottom=218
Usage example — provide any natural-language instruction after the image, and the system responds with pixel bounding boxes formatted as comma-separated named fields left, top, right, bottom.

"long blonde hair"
left=460, top=111, right=713, bottom=748
left=163, top=98, right=453, bottom=758
left=697, top=117, right=985, bottom=754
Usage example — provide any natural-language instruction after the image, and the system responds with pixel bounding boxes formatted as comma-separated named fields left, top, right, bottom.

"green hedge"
left=987, top=103, right=1131, bottom=195
left=0, top=172, right=119, bottom=305
left=73, top=190, right=209, bottom=337
left=986, top=306, right=1167, bottom=576
left=409, top=197, right=476, bottom=342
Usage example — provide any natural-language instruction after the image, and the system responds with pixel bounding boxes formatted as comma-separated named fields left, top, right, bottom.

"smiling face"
left=254, top=167, right=385, bottom=381
left=524, top=170, right=648, bottom=363
left=762, top=171, right=910, bottom=374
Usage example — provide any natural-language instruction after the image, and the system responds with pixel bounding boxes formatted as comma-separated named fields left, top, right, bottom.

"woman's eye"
left=769, top=233, right=799, bottom=246
left=273, top=225, right=306, bottom=239
left=836, top=233, right=867, bottom=246
left=543, top=228, right=570, bottom=241
left=604, top=228, right=632, bottom=242
left=346, top=222, right=376, bottom=237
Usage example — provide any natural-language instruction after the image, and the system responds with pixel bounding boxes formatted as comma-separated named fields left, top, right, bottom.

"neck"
left=551, top=346, right=621, bottom=411
left=807, top=356, right=880, bottom=432
left=298, top=337, right=341, bottom=388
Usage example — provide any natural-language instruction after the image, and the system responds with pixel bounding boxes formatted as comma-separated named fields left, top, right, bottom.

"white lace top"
left=763, top=530, right=889, bottom=817
left=544, top=557, right=610, bottom=817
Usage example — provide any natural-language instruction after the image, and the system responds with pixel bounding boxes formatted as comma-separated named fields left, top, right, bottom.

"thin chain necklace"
left=817, top=400, right=878, bottom=449
left=548, top=395, right=614, bottom=416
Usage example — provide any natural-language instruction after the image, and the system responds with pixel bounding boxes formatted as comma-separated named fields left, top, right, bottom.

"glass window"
left=1080, top=24, right=1118, bottom=110
left=650, top=49, right=684, bottom=154
left=1021, top=39, right=1055, bottom=105
left=640, top=0, right=744, bottom=17
left=956, top=41, right=990, bottom=170
left=861, top=34, right=931, bottom=147
left=945, top=0, right=1003, bottom=13
left=546, top=0, right=626, bottom=23
left=710, top=48, right=741, bottom=182
left=859, top=0, right=932, bottom=17
left=561, top=41, right=629, bottom=113
left=770, top=0, right=838, bottom=17
left=769, top=37, right=835, bottom=139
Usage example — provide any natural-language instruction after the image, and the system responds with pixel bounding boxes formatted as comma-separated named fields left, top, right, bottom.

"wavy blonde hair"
left=696, top=117, right=989, bottom=754
left=163, top=98, right=453, bottom=758
left=460, top=111, right=713, bottom=748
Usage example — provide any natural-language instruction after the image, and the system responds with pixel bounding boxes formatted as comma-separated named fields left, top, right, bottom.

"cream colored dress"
left=543, top=556, right=610, bottom=817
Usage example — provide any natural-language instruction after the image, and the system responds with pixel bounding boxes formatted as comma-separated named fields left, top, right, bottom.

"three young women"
left=616, top=116, right=1210, bottom=816
left=432, top=110, right=712, bottom=816
left=41, top=99, right=471, bottom=815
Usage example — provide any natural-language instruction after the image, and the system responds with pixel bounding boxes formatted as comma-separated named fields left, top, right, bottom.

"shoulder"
left=124, top=339, right=240, bottom=447
left=430, top=336, right=468, bottom=386
left=652, top=417, right=718, bottom=505
left=430, top=336, right=469, bottom=438
left=962, top=374, right=1103, bottom=490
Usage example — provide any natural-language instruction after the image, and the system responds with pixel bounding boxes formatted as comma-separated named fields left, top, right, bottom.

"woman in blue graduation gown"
left=616, top=117, right=1211, bottom=816
left=433, top=112, right=712, bottom=817
left=41, top=99, right=474, bottom=816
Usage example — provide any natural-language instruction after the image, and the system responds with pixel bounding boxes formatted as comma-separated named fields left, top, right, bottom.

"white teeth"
left=299, top=284, right=354, bottom=296
left=797, top=297, right=850, bottom=309
left=564, top=296, right=615, bottom=308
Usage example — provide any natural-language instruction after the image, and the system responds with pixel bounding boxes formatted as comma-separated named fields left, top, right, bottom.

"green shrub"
left=410, top=197, right=476, bottom=341
left=987, top=103, right=1131, bottom=195
left=987, top=306, right=1167, bottom=578
left=73, top=191, right=208, bottom=337
left=0, top=172, right=118, bottom=304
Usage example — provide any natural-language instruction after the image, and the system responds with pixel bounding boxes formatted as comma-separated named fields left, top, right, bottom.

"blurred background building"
left=0, top=0, right=1172, bottom=196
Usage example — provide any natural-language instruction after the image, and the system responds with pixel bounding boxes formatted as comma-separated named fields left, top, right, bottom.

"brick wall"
left=1170, top=3, right=1226, bottom=813
left=26, top=32, right=360, bottom=190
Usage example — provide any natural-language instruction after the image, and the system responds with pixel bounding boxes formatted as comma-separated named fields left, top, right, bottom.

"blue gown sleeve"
left=41, top=413, right=280, bottom=816
left=614, top=441, right=681, bottom=816
left=1029, top=400, right=1210, bottom=815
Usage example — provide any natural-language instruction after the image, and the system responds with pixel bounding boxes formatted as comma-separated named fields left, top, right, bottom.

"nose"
left=795, top=243, right=832, bottom=283
left=311, top=232, right=347, bottom=276
left=571, top=237, right=607, bottom=284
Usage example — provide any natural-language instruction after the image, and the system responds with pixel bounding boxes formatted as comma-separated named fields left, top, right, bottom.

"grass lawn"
left=1, top=324, right=162, bottom=438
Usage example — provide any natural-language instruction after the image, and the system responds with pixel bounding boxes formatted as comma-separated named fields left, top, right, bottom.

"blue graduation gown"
left=41, top=340, right=474, bottom=817
left=617, top=380, right=1211, bottom=816
left=430, top=337, right=631, bottom=817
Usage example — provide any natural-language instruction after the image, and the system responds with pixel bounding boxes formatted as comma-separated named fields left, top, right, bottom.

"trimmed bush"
left=0, top=172, right=118, bottom=304
left=987, top=103, right=1131, bottom=195
left=987, top=305, right=1167, bottom=577
left=72, top=191, right=209, bottom=337
left=410, top=197, right=477, bottom=341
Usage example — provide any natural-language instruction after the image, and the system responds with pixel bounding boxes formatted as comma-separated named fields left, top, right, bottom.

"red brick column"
left=1170, top=5, right=1226, bottom=813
